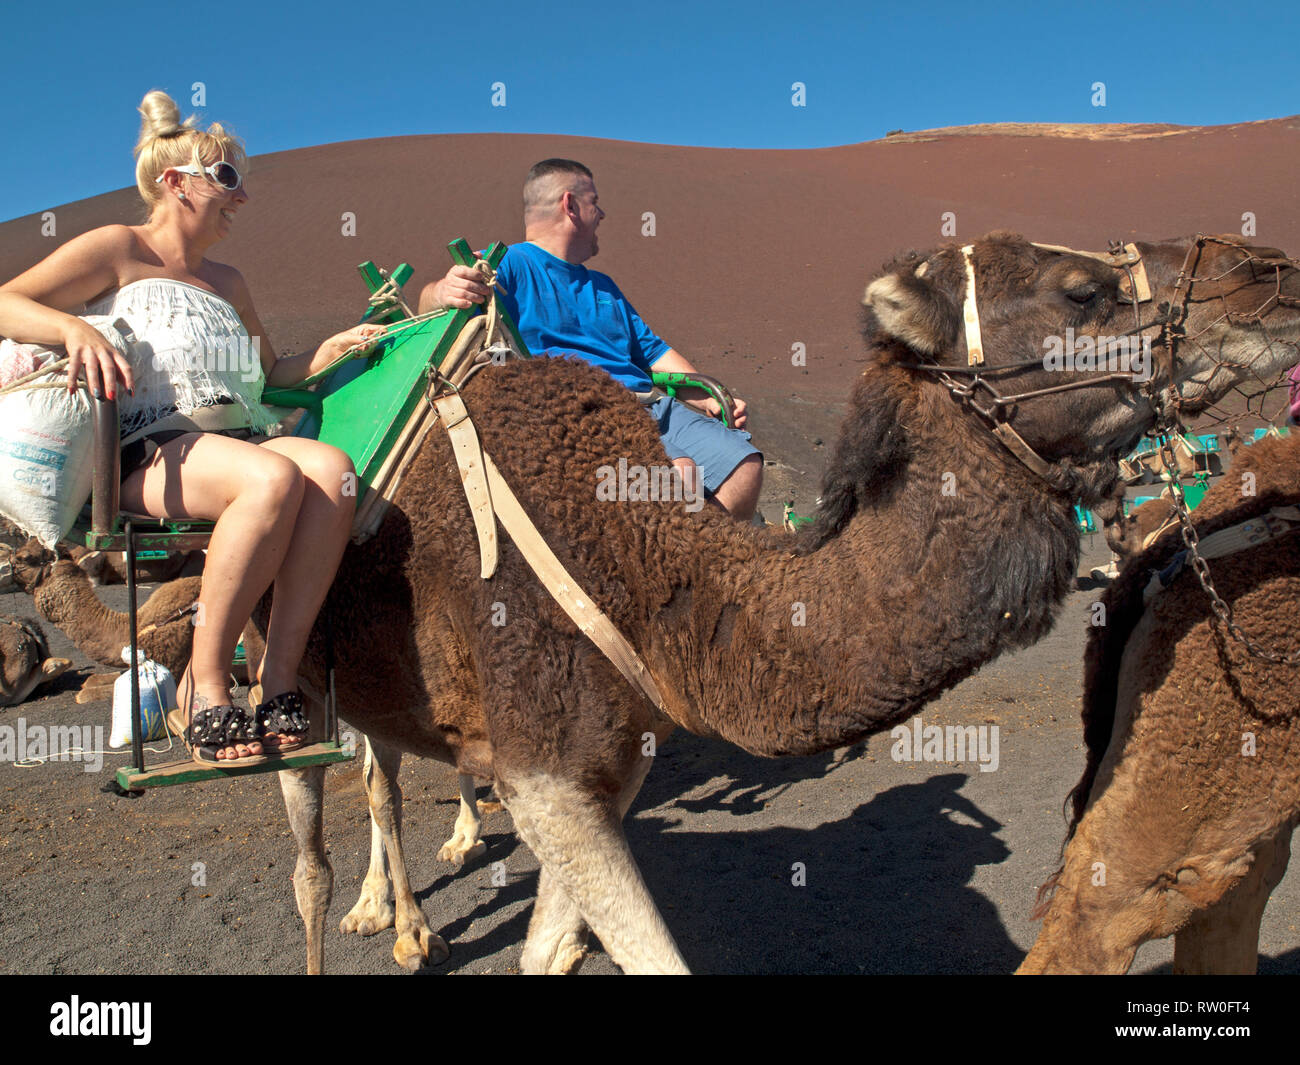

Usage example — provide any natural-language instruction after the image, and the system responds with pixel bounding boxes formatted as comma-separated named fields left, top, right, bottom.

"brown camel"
left=1020, top=431, right=1300, bottom=974
left=0, top=616, right=70, bottom=706
left=66, top=546, right=205, bottom=588
left=1097, top=492, right=1180, bottom=564
left=4, top=540, right=202, bottom=679
left=172, top=234, right=1300, bottom=973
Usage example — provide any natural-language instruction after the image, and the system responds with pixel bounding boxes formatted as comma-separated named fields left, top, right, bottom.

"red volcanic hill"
left=2, top=119, right=1297, bottom=496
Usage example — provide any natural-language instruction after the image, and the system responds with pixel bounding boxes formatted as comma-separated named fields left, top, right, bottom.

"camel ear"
left=863, top=273, right=950, bottom=356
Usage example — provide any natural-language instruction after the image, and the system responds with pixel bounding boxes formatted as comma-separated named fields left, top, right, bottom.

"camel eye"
left=1065, top=283, right=1101, bottom=305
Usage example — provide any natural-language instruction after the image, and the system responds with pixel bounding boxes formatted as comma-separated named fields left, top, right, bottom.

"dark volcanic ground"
left=2, top=480, right=1297, bottom=977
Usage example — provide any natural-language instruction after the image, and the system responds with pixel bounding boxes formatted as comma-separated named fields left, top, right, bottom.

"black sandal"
left=257, top=691, right=309, bottom=753
left=187, top=703, right=267, bottom=766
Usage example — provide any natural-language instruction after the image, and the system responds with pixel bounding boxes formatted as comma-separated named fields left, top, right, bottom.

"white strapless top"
left=83, top=277, right=280, bottom=438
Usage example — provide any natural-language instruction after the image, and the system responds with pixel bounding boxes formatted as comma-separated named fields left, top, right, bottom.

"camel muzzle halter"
left=912, top=236, right=1300, bottom=664
left=904, top=240, right=1165, bottom=481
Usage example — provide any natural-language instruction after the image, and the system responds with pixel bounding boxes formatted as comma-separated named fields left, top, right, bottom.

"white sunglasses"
left=156, top=160, right=242, bottom=191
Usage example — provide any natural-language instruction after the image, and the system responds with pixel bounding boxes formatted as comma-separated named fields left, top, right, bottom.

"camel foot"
left=339, top=891, right=395, bottom=937
left=76, top=673, right=121, bottom=704
left=437, top=833, right=487, bottom=867
left=547, top=930, right=588, bottom=975
left=394, top=926, right=449, bottom=971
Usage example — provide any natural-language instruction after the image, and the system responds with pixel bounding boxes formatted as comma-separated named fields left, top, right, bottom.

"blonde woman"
left=0, top=90, right=379, bottom=764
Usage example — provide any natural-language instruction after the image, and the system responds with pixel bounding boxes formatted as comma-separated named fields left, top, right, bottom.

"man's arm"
left=650, top=348, right=748, bottom=429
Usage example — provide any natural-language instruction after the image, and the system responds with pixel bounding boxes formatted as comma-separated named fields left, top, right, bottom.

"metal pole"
left=126, top=519, right=143, bottom=774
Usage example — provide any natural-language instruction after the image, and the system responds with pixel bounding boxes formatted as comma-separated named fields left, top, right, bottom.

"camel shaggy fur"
left=0, top=616, right=69, bottom=706
left=2, top=540, right=202, bottom=681
left=220, top=232, right=1300, bottom=976
left=1020, top=432, right=1300, bottom=974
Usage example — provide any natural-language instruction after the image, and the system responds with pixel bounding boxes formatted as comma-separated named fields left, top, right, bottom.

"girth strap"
left=1142, top=505, right=1300, bottom=604
left=430, top=391, right=499, bottom=578
left=427, top=387, right=665, bottom=710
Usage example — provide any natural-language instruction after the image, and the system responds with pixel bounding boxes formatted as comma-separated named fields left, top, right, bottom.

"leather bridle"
left=903, top=239, right=1199, bottom=482
left=905, top=236, right=1300, bottom=664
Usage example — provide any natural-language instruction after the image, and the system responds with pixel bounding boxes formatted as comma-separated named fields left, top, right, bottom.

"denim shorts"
left=648, top=395, right=761, bottom=495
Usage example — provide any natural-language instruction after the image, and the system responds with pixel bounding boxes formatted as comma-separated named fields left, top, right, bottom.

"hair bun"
left=135, top=90, right=187, bottom=153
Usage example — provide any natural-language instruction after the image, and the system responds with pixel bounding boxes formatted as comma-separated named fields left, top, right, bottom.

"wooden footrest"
left=114, top=741, right=353, bottom=790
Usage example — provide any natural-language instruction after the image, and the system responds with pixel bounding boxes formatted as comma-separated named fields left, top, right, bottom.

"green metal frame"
left=650, top=370, right=738, bottom=428
left=286, top=241, right=521, bottom=501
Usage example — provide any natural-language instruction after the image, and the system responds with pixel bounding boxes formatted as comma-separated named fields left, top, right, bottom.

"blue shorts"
left=649, top=396, right=761, bottom=495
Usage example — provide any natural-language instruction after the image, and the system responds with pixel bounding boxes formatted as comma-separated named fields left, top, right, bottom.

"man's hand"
left=683, top=392, right=747, bottom=430
left=420, top=265, right=493, bottom=312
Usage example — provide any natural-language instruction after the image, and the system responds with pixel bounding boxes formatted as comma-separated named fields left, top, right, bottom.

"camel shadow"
left=639, top=732, right=871, bottom=817
left=1136, top=945, right=1300, bottom=976
left=409, top=829, right=537, bottom=972
left=625, top=771, right=1021, bottom=973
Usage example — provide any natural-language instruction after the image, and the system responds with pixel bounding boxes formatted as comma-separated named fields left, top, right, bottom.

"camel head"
left=863, top=232, right=1300, bottom=486
left=0, top=538, right=62, bottom=595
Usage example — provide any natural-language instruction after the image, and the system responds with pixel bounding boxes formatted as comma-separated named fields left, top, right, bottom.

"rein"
left=925, top=236, right=1300, bottom=663
left=907, top=235, right=1300, bottom=664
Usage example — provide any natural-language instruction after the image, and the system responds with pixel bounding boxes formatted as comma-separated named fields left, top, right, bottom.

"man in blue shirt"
left=419, top=159, right=762, bottom=520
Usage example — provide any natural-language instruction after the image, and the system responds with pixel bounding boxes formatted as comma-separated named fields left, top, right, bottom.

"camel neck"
left=654, top=390, right=1079, bottom=757
left=34, top=566, right=127, bottom=664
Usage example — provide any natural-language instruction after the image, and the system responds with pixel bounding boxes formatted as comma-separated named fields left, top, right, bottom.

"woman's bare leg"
left=121, top=432, right=305, bottom=759
left=251, top=437, right=355, bottom=731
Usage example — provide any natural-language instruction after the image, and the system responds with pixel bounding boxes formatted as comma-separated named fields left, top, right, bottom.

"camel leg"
left=358, top=735, right=449, bottom=970
left=503, top=765, right=687, bottom=975
left=437, top=774, right=488, bottom=866
left=339, top=738, right=397, bottom=937
left=278, top=765, right=332, bottom=975
left=1173, top=826, right=1295, bottom=975
left=520, top=867, right=588, bottom=975
left=519, top=746, right=659, bottom=975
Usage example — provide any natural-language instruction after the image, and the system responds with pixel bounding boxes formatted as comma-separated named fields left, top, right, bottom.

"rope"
left=342, top=257, right=505, bottom=364
left=472, top=259, right=501, bottom=350
left=366, top=269, right=416, bottom=320
left=0, top=356, right=82, bottom=397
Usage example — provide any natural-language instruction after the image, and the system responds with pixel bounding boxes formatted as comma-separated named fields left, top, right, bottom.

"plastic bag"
left=109, top=648, right=177, bottom=749
left=0, top=317, right=130, bottom=549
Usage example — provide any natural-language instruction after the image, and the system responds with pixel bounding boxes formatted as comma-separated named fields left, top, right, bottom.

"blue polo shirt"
left=494, top=242, right=670, bottom=392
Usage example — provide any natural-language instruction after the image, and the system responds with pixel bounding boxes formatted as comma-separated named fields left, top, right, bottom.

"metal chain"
left=916, top=234, right=1300, bottom=663
left=1152, top=402, right=1300, bottom=665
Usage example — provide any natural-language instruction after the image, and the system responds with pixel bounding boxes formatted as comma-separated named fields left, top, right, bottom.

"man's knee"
left=714, top=453, right=762, bottom=520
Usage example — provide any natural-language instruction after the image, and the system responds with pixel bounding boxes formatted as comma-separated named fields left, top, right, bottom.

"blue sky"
left=1, top=0, right=1295, bottom=221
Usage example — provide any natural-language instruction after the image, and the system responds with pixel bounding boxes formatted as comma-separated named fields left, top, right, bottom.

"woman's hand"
left=62, top=318, right=133, bottom=400
left=325, top=323, right=387, bottom=363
